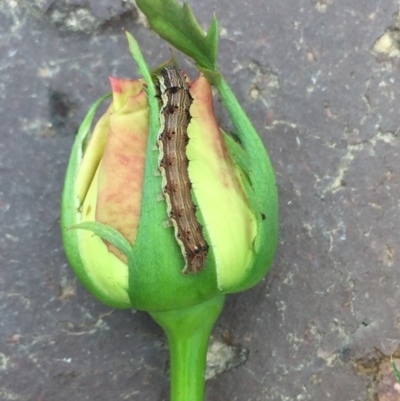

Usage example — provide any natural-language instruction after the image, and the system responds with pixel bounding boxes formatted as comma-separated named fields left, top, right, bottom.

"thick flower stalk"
left=61, top=2, right=278, bottom=399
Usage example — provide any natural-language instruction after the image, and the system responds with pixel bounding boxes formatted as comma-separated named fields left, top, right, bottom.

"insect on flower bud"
left=61, top=52, right=277, bottom=312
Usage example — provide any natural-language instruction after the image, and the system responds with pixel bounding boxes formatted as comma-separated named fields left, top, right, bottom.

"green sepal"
left=136, top=0, right=218, bottom=71
left=61, top=93, right=130, bottom=309
left=69, top=222, right=132, bottom=258
left=221, top=131, right=251, bottom=176
left=125, top=31, right=156, bottom=97
left=78, top=93, right=112, bottom=153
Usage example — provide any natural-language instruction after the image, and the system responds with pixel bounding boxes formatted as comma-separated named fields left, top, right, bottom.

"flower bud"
left=61, top=68, right=277, bottom=312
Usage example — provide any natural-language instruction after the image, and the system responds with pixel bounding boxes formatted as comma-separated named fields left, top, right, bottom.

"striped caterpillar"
left=156, top=66, right=208, bottom=273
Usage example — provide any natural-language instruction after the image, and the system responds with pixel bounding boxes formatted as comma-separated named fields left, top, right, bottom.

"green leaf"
left=206, top=13, right=218, bottom=66
left=70, top=222, right=132, bottom=258
left=392, top=357, right=400, bottom=384
left=136, top=0, right=218, bottom=70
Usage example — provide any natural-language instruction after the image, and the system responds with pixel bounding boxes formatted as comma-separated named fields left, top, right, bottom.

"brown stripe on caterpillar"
left=156, top=66, right=208, bottom=273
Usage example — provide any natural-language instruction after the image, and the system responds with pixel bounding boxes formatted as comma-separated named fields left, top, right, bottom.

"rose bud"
left=61, top=66, right=277, bottom=311
left=61, top=31, right=278, bottom=401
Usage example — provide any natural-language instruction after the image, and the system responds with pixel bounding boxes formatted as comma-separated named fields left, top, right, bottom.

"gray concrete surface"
left=1, top=0, right=400, bottom=400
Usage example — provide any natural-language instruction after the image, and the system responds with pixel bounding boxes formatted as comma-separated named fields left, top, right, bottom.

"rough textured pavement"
left=1, top=0, right=400, bottom=400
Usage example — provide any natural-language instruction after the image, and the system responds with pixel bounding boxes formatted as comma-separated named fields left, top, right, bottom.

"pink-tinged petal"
left=109, top=77, right=144, bottom=111
left=96, top=90, right=149, bottom=260
left=189, top=75, right=230, bottom=163
left=75, top=78, right=145, bottom=204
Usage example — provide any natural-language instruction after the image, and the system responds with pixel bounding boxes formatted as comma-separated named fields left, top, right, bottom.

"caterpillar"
left=156, top=66, right=208, bottom=273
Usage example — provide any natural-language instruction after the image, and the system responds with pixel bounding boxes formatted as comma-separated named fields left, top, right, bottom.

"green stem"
left=150, top=295, right=225, bottom=401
